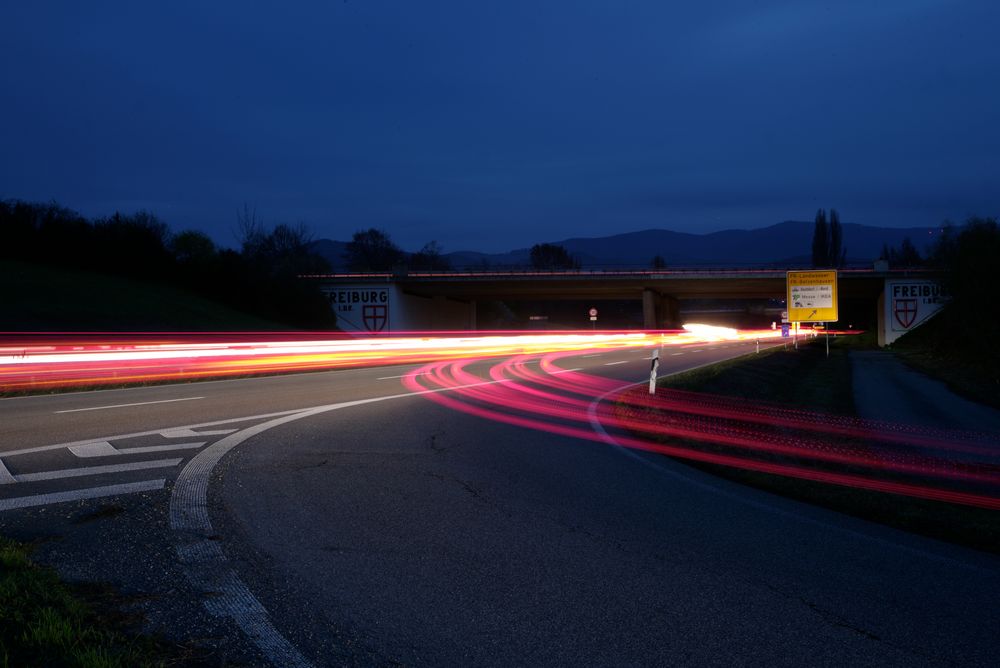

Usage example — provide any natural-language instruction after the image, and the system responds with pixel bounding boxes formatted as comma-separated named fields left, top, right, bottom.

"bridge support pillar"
left=643, top=290, right=681, bottom=329
left=642, top=289, right=658, bottom=329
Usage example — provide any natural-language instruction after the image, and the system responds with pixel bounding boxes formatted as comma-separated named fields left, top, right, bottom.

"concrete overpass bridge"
left=306, top=266, right=941, bottom=346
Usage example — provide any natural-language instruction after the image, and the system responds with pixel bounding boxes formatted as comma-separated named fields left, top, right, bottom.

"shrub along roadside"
left=624, top=339, right=999, bottom=554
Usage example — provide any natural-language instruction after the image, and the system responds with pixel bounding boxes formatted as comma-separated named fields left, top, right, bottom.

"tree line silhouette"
left=1, top=200, right=334, bottom=328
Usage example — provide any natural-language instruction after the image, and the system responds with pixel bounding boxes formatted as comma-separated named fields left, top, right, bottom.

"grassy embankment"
left=634, top=333, right=999, bottom=554
left=0, top=260, right=283, bottom=331
left=0, top=537, right=211, bottom=667
left=889, top=310, right=1000, bottom=410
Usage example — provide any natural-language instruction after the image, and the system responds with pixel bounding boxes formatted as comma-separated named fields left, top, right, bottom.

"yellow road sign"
left=786, top=270, right=838, bottom=323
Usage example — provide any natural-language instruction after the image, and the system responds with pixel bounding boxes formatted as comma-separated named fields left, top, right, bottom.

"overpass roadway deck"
left=307, top=267, right=937, bottom=331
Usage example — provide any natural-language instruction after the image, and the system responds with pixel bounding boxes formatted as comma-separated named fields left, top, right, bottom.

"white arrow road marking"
left=0, top=480, right=166, bottom=511
left=0, top=459, right=15, bottom=485
left=70, top=441, right=206, bottom=458
left=54, top=397, right=204, bottom=414
left=14, top=459, right=182, bottom=483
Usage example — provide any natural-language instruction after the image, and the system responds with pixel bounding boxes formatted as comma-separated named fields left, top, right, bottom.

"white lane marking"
left=54, top=397, right=204, bottom=414
left=378, top=372, right=430, bottom=380
left=671, top=352, right=685, bottom=356
left=0, top=458, right=16, bottom=485
left=2, top=407, right=310, bottom=459
left=161, top=428, right=237, bottom=438
left=582, top=354, right=603, bottom=358
left=691, top=349, right=703, bottom=353
left=550, top=368, right=583, bottom=374
left=169, top=370, right=563, bottom=668
left=0, top=480, right=165, bottom=512
left=604, top=361, right=628, bottom=366
left=70, top=441, right=206, bottom=458
left=15, top=459, right=182, bottom=483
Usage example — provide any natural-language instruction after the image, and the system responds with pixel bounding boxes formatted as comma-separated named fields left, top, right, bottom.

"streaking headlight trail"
left=0, top=329, right=778, bottom=392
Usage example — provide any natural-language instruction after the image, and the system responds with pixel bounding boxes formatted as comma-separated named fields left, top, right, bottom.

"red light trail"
left=403, top=352, right=1000, bottom=511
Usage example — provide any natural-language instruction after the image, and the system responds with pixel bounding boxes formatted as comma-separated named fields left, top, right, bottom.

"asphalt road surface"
left=2, top=339, right=998, bottom=667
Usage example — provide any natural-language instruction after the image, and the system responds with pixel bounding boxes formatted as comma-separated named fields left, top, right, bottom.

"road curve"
left=2, top=340, right=998, bottom=666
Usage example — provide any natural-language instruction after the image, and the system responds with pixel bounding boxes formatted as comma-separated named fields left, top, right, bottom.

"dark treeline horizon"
left=0, top=199, right=336, bottom=328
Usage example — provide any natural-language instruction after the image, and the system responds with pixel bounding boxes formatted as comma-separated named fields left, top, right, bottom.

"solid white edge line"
left=55, top=397, right=205, bottom=414
left=0, top=479, right=165, bottom=512
left=169, top=372, right=530, bottom=668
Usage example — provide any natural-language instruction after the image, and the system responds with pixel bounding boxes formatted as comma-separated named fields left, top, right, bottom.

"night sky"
left=3, top=1, right=998, bottom=252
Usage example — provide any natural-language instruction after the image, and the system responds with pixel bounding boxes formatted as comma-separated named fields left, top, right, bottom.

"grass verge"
left=0, top=537, right=205, bottom=667
left=633, top=337, right=1000, bottom=554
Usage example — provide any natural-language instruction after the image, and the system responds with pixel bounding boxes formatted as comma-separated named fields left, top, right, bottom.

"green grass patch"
left=0, top=537, right=209, bottom=667
left=640, top=339, right=1000, bottom=554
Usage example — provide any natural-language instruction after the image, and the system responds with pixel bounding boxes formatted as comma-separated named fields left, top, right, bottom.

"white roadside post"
left=648, top=348, right=660, bottom=394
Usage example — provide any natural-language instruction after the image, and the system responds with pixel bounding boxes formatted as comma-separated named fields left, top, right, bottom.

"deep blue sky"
left=3, top=1, right=998, bottom=252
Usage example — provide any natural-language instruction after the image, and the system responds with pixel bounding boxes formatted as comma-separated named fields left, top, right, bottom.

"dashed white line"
left=550, top=368, right=584, bottom=374
left=671, top=352, right=685, bottom=356
left=582, top=354, right=603, bottom=358
left=14, top=459, right=183, bottom=483
left=378, top=372, right=430, bottom=380
left=54, top=397, right=204, bottom=414
left=0, top=480, right=166, bottom=511
left=70, top=441, right=206, bottom=458
left=604, top=361, right=628, bottom=366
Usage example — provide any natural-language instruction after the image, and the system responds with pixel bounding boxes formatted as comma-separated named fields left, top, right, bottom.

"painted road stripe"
left=550, top=368, right=583, bottom=374
left=55, top=397, right=204, bottom=414
left=14, top=459, right=182, bottom=483
left=671, top=352, right=685, bottom=356
left=378, top=372, right=430, bottom=380
left=0, top=479, right=166, bottom=512
left=70, top=441, right=206, bottom=458
left=604, top=361, right=628, bottom=366
left=161, top=428, right=237, bottom=438
left=0, top=459, right=15, bottom=485
left=582, top=354, right=602, bottom=358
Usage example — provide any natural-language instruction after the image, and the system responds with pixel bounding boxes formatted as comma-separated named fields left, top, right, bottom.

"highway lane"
left=215, top=346, right=1000, bottom=667
left=4, top=338, right=997, bottom=666
left=0, top=340, right=754, bottom=516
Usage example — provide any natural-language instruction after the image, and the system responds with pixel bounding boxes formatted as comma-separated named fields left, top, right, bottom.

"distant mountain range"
left=310, top=221, right=940, bottom=271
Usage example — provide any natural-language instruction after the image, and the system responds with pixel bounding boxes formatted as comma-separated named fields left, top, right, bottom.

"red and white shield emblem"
left=893, top=298, right=917, bottom=328
left=363, top=304, right=388, bottom=332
